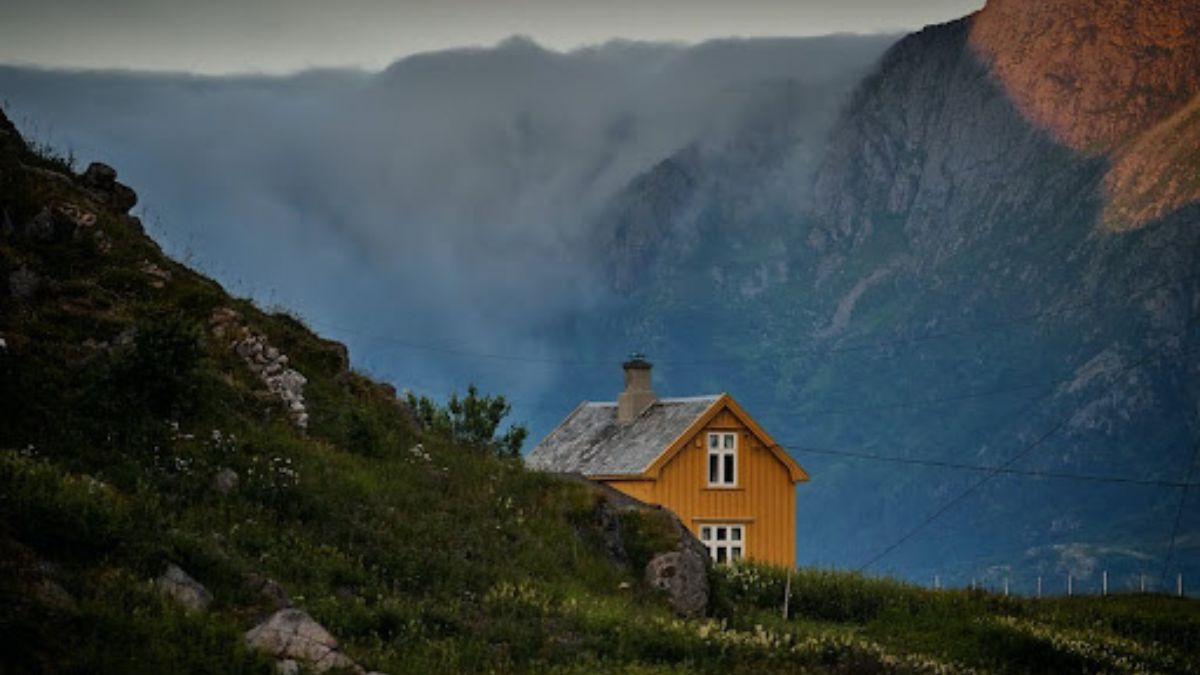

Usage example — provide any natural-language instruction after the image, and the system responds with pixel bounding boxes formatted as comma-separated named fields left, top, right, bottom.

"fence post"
left=1140, top=573, right=1146, bottom=594
left=1103, top=570, right=1108, bottom=597
left=934, top=574, right=940, bottom=590
left=1004, top=577, right=1009, bottom=597
left=1037, top=576, right=1042, bottom=599
left=1068, top=572, right=1073, bottom=597
left=782, top=567, right=792, bottom=620
left=1179, top=573, right=1184, bottom=598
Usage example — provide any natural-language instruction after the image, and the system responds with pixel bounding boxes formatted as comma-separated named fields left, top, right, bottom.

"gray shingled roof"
left=525, top=395, right=721, bottom=476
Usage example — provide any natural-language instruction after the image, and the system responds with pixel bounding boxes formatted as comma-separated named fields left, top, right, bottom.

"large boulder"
left=154, top=564, right=212, bottom=612
left=645, top=548, right=710, bottom=618
left=81, top=162, right=117, bottom=190
left=245, top=608, right=363, bottom=674
left=81, top=162, right=138, bottom=213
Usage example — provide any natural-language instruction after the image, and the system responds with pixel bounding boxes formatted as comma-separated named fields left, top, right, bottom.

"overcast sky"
left=1, top=0, right=983, bottom=74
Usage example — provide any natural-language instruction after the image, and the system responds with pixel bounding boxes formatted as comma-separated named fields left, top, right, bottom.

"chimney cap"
left=623, top=352, right=652, bottom=370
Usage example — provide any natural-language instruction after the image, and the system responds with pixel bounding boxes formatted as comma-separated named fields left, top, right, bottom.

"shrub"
left=102, top=311, right=205, bottom=420
left=407, top=384, right=528, bottom=458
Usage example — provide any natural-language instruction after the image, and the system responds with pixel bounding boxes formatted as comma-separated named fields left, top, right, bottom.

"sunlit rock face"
left=968, top=0, right=1200, bottom=229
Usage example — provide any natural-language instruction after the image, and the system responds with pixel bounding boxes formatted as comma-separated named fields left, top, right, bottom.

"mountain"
left=585, top=0, right=1200, bottom=588
left=3, top=94, right=1199, bottom=675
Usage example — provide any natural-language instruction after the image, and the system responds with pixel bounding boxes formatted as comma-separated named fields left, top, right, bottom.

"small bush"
left=407, top=384, right=528, bottom=458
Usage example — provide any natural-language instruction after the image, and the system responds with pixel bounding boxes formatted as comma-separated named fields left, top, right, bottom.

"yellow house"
left=526, top=356, right=808, bottom=567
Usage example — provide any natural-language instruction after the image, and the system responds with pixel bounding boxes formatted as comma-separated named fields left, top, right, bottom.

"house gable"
left=644, top=394, right=808, bottom=483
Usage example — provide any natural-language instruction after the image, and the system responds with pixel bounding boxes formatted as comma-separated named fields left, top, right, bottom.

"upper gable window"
left=707, top=432, right=737, bottom=487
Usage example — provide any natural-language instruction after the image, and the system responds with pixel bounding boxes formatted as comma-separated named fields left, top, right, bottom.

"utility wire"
left=1161, top=433, right=1200, bottom=582
left=785, top=444, right=1190, bottom=488
left=855, top=342, right=1200, bottom=572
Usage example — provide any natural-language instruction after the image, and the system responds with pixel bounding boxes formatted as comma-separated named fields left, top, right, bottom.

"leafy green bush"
left=407, top=384, right=528, bottom=458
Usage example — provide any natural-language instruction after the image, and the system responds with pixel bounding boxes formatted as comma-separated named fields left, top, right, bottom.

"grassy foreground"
left=1, top=109, right=1197, bottom=674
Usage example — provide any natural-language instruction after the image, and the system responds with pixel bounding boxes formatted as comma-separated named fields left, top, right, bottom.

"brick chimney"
left=617, top=353, right=657, bottom=424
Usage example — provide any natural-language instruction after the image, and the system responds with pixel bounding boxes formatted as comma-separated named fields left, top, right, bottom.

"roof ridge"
left=526, top=394, right=723, bottom=476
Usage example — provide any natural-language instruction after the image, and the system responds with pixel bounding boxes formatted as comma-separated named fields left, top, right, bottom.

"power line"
left=855, top=342, right=1200, bottom=572
left=1161, top=434, right=1199, bottom=581
left=785, top=444, right=1190, bottom=488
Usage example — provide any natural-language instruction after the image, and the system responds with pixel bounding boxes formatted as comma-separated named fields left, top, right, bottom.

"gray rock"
left=154, top=563, right=212, bottom=612
left=212, top=468, right=240, bottom=495
left=245, top=572, right=292, bottom=610
left=9, top=267, right=40, bottom=300
left=645, top=549, right=709, bottom=618
left=245, top=608, right=363, bottom=674
left=34, top=578, right=76, bottom=612
left=24, top=206, right=73, bottom=241
left=82, top=162, right=138, bottom=213
left=82, top=162, right=117, bottom=190
left=108, top=182, right=138, bottom=213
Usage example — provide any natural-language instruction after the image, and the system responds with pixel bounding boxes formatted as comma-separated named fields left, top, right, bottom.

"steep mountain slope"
left=584, top=0, right=1200, bottom=588
left=967, top=0, right=1200, bottom=229
left=3, top=105, right=1199, bottom=675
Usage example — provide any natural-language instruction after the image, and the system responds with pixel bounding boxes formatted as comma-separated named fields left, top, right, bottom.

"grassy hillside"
left=1, top=109, right=1197, bottom=674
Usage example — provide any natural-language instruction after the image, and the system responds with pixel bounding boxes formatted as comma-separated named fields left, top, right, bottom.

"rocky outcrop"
left=645, top=549, right=709, bottom=618
left=1102, top=95, right=1200, bottom=229
left=80, top=162, right=138, bottom=213
left=969, top=0, right=1200, bottom=153
left=23, top=202, right=97, bottom=242
left=154, top=564, right=212, bottom=612
left=559, top=475, right=712, bottom=616
left=245, top=609, right=364, bottom=674
left=210, top=307, right=310, bottom=429
left=813, top=17, right=1103, bottom=252
left=968, top=0, right=1200, bottom=230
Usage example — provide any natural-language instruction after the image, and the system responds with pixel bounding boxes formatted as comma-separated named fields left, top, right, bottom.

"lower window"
left=698, top=523, right=744, bottom=564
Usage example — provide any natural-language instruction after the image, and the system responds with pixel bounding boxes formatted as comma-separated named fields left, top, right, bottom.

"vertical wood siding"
left=602, top=407, right=797, bottom=568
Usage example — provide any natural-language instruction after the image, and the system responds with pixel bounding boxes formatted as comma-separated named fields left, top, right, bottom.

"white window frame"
left=698, top=523, right=745, bottom=564
left=706, top=432, right=737, bottom=487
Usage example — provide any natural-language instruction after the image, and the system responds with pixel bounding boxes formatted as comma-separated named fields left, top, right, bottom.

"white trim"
left=706, top=431, right=737, bottom=487
left=698, top=523, right=745, bottom=564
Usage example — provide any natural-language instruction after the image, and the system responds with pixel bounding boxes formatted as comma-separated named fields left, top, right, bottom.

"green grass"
left=2, top=111, right=1198, bottom=674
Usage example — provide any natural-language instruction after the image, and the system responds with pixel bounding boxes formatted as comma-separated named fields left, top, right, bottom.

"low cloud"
left=0, top=34, right=893, bottom=413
